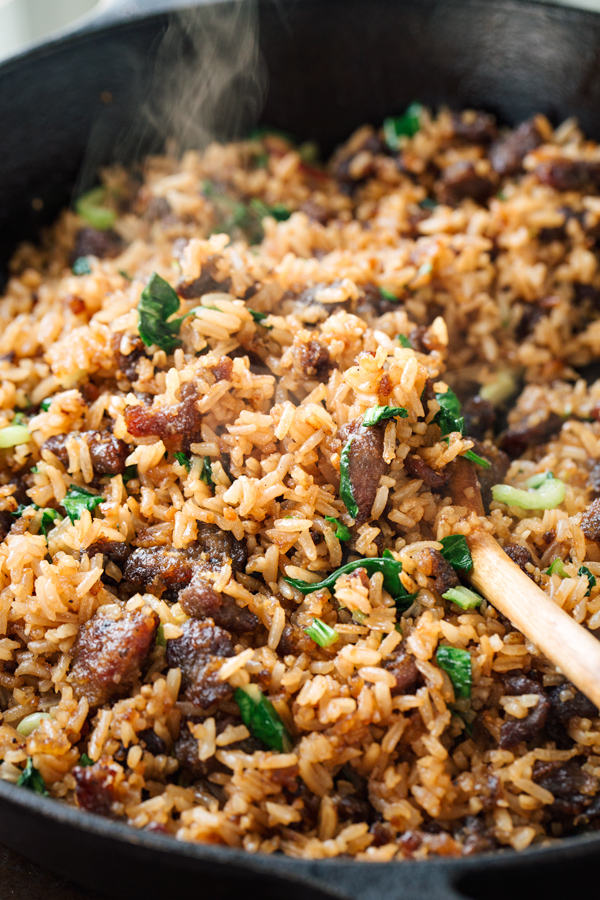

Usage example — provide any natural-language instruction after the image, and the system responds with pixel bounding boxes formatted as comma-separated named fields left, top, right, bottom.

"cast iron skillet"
left=2, top=1, right=600, bottom=897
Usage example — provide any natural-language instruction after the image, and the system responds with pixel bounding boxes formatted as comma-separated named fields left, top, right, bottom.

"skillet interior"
left=3, top=0, right=600, bottom=896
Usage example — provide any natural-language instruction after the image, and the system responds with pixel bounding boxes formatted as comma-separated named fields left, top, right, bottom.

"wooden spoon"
left=448, top=456, right=600, bottom=709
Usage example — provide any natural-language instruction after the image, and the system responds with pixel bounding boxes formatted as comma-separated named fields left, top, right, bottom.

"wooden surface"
left=0, top=843, right=110, bottom=900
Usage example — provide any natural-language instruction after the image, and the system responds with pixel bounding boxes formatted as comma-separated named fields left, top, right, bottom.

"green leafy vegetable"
left=0, top=425, right=31, bottom=448
left=463, top=449, right=491, bottom=469
left=16, top=758, right=48, bottom=796
left=62, top=486, right=103, bottom=523
left=234, top=684, right=292, bottom=752
left=579, top=565, right=596, bottom=597
left=72, top=257, right=92, bottom=275
left=16, top=712, right=52, bottom=736
left=118, top=269, right=132, bottom=281
left=439, top=535, right=473, bottom=572
left=419, top=197, right=438, bottom=211
left=380, top=287, right=398, bottom=302
left=362, top=405, right=408, bottom=427
left=434, top=388, right=465, bottom=438
left=442, top=586, right=483, bottom=610
left=546, top=558, right=569, bottom=578
left=285, top=553, right=418, bottom=608
left=249, top=309, right=272, bottom=328
left=491, top=477, right=565, bottom=510
left=174, top=451, right=192, bottom=472
left=75, top=186, right=117, bottom=230
left=156, top=624, right=167, bottom=648
left=249, top=198, right=291, bottom=222
left=324, top=516, right=352, bottom=541
left=138, top=272, right=189, bottom=354
left=436, top=645, right=472, bottom=699
left=304, top=617, right=339, bottom=648
left=38, top=508, right=60, bottom=539
left=398, top=334, right=413, bottom=349
left=200, top=457, right=215, bottom=489
left=383, top=102, right=424, bottom=150
left=40, top=398, right=53, bottom=412
left=339, top=436, right=358, bottom=519
left=122, top=465, right=138, bottom=485
left=78, top=753, right=94, bottom=767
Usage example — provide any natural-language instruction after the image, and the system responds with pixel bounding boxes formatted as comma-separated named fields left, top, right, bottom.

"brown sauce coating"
left=165, top=618, right=234, bottom=709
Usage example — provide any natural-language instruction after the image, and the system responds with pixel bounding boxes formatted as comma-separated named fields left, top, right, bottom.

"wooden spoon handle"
left=468, top=529, right=600, bottom=710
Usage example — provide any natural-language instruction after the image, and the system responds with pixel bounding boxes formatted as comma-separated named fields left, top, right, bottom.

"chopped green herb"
left=38, top=508, right=60, bottom=539
left=463, top=449, right=491, bottom=469
left=122, top=465, right=138, bottom=485
left=200, top=457, right=215, bottom=489
left=546, top=558, right=570, bottom=578
left=0, top=425, right=31, bottom=448
left=383, top=102, right=424, bottom=150
left=491, top=476, right=565, bottom=510
left=442, top=585, right=483, bottom=610
left=234, top=684, right=292, bottom=752
left=249, top=309, right=272, bottom=328
left=118, top=269, right=132, bottom=281
left=579, top=565, right=596, bottom=597
left=156, top=624, right=167, bottom=647
left=78, top=753, right=94, bottom=767
left=419, top=197, right=438, bottom=211
left=16, top=712, right=52, bottom=736
left=324, top=516, right=352, bottom=541
left=398, top=334, right=413, bottom=349
left=304, top=617, right=339, bottom=648
left=137, top=272, right=189, bottom=354
left=72, top=256, right=92, bottom=275
left=285, top=553, right=418, bottom=608
left=439, top=535, right=473, bottom=572
left=62, top=486, right=103, bottom=523
left=40, top=398, right=53, bottom=412
left=30, top=466, right=38, bottom=474
left=436, top=645, right=472, bottom=699
left=16, top=758, right=48, bottom=796
left=434, top=388, right=465, bottom=438
left=75, top=186, right=116, bottom=230
left=339, top=436, right=358, bottom=520
left=362, top=405, right=408, bottom=427
left=380, top=287, right=398, bottom=302
left=174, top=451, right=192, bottom=472
left=250, top=198, right=291, bottom=222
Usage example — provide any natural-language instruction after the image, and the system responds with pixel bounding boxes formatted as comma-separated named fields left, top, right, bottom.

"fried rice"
left=2, top=106, right=600, bottom=860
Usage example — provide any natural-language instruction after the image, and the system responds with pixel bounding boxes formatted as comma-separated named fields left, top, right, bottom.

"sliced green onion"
left=75, top=187, right=117, bottom=230
left=579, top=565, right=596, bottom=597
left=16, top=712, right=52, bottom=736
left=78, top=752, right=94, bottom=767
left=442, top=586, right=483, bottom=610
left=397, top=334, right=412, bottom=348
left=491, top=476, right=565, bottom=510
left=72, top=257, right=92, bottom=276
left=462, top=449, right=491, bottom=469
left=0, top=425, right=31, bottom=448
left=40, top=398, right=53, bottom=412
left=324, top=516, right=352, bottom=541
left=174, top=451, right=192, bottom=472
left=380, top=287, right=398, bottom=302
left=383, top=102, right=424, bottom=150
left=436, top=645, right=472, bottom=699
left=546, top=558, right=569, bottom=578
left=304, top=617, right=339, bottom=648
left=156, top=624, right=167, bottom=647
left=200, top=457, right=215, bottom=489
left=234, top=684, right=292, bottom=752
left=16, top=758, right=48, bottom=795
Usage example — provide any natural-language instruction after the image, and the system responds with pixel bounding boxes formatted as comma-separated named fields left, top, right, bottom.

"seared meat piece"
left=86, top=538, right=131, bottom=569
left=457, top=816, right=498, bottom=855
left=419, top=548, right=459, bottom=594
left=211, top=357, right=233, bottom=382
left=535, top=158, right=600, bottom=193
left=278, top=623, right=315, bottom=656
left=294, top=339, right=332, bottom=381
left=124, top=547, right=198, bottom=596
left=499, top=673, right=550, bottom=749
left=437, top=161, right=495, bottom=206
left=137, top=728, right=166, bottom=756
left=462, top=396, right=496, bottom=441
left=515, top=304, right=544, bottom=341
left=298, top=199, right=330, bottom=224
left=73, top=760, right=121, bottom=816
left=165, top=619, right=234, bottom=709
left=72, top=227, right=123, bottom=262
left=173, top=719, right=215, bottom=780
left=451, top=110, right=497, bottom=144
left=197, top=524, right=247, bottom=575
left=338, top=418, right=387, bottom=524
left=335, top=793, right=374, bottom=824
left=116, top=336, right=146, bottom=382
left=489, top=118, right=543, bottom=177
left=404, top=454, right=449, bottom=490
left=42, top=431, right=129, bottom=476
left=409, top=325, right=437, bottom=354
left=381, top=644, right=421, bottom=696
left=0, top=510, right=13, bottom=542
left=69, top=606, right=159, bottom=707
left=356, top=283, right=398, bottom=318
left=177, top=262, right=231, bottom=299
left=500, top=411, right=564, bottom=458
left=144, top=197, right=172, bottom=222
left=503, top=542, right=534, bottom=575
left=581, top=498, right=600, bottom=541
left=125, top=382, right=202, bottom=451
left=547, top=683, right=598, bottom=726
left=468, top=440, right=509, bottom=512
left=533, top=758, right=599, bottom=817
left=588, top=461, right=600, bottom=496
left=179, top=572, right=257, bottom=634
